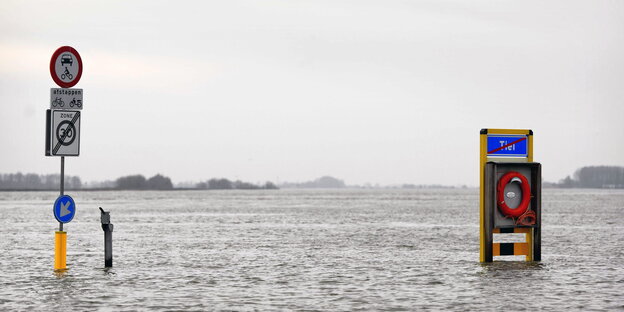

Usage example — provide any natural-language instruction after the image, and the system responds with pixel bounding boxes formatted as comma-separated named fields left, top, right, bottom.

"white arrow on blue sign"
left=54, top=195, right=76, bottom=223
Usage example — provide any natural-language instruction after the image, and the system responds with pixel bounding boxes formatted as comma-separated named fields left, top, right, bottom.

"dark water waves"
left=0, top=189, right=623, bottom=310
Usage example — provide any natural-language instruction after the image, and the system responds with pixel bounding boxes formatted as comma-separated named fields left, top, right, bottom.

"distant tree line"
left=558, top=166, right=624, bottom=189
left=280, top=176, right=346, bottom=188
left=196, top=178, right=278, bottom=190
left=115, top=174, right=173, bottom=190
left=0, top=172, right=82, bottom=190
left=396, top=184, right=460, bottom=189
left=0, top=172, right=279, bottom=191
left=278, top=176, right=463, bottom=189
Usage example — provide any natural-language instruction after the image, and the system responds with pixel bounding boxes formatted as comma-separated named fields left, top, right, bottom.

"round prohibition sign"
left=56, top=120, right=76, bottom=146
left=49, top=46, right=83, bottom=88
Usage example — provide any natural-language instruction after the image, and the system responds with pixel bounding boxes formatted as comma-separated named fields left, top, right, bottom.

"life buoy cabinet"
left=497, top=171, right=531, bottom=218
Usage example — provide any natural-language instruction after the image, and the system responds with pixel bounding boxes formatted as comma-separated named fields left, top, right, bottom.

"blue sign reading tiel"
left=487, top=135, right=528, bottom=157
left=54, top=195, right=76, bottom=223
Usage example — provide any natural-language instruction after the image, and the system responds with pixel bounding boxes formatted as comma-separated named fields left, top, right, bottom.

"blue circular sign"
left=53, top=195, right=76, bottom=223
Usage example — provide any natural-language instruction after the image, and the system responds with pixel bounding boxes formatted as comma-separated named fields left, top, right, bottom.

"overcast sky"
left=1, top=0, right=622, bottom=186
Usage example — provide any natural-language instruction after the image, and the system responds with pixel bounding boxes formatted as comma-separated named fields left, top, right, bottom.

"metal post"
left=60, top=156, right=64, bottom=195
left=55, top=156, right=66, bottom=270
left=100, top=207, right=113, bottom=267
left=105, top=230, right=113, bottom=267
left=59, top=156, right=64, bottom=232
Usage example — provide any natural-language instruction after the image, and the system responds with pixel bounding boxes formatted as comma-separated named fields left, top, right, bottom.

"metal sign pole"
left=59, top=156, right=64, bottom=232
left=55, top=156, right=67, bottom=271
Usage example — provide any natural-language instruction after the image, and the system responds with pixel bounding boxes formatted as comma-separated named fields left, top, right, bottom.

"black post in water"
left=99, top=207, right=113, bottom=267
left=59, top=156, right=65, bottom=232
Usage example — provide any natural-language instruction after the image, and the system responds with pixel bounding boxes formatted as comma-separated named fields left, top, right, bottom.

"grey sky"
left=1, top=0, right=622, bottom=186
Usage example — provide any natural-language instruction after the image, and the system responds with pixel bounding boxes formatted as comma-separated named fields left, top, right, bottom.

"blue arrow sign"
left=54, top=195, right=76, bottom=223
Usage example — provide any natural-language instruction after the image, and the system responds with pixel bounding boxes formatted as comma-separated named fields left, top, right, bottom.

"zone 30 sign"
left=46, top=110, right=81, bottom=156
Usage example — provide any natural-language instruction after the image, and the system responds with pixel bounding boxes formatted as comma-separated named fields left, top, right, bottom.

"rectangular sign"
left=50, top=88, right=83, bottom=110
left=46, top=110, right=81, bottom=156
left=487, top=135, right=528, bottom=157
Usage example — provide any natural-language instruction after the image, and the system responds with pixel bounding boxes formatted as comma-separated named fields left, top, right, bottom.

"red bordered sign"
left=50, top=46, right=83, bottom=88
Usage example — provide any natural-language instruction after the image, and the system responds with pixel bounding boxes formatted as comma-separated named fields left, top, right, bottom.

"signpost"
left=47, top=46, right=83, bottom=271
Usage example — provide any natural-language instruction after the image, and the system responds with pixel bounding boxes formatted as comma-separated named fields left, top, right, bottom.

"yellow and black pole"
left=480, top=129, right=541, bottom=263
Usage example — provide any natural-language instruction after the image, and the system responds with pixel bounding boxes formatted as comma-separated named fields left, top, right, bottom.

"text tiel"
left=499, top=141, right=516, bottom=151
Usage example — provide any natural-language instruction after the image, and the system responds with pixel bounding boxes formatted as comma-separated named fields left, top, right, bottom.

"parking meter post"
left=99, top=207, right=113, bottom=268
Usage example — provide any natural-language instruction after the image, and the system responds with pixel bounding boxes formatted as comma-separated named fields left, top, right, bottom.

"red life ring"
left=497, top=171, right=531, bottom=218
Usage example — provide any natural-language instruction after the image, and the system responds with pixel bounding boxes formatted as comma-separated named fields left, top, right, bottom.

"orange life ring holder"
left=497, top=171, right=531, bottom=218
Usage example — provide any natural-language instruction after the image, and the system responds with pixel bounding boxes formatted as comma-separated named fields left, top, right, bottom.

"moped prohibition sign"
left=50, top=46, right=83, bottom=88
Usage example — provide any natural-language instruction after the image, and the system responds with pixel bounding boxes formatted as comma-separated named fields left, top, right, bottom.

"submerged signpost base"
left=54, top=231, right=67, bottom=271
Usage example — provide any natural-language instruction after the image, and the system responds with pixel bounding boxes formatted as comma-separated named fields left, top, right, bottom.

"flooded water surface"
left=0, top=189, right=623, bottom=310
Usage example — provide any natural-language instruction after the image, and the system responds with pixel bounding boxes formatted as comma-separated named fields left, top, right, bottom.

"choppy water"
left=0, top=188, right=622, bottom=311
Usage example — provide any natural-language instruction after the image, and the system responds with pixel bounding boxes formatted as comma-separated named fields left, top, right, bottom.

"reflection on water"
left=479, top=260, right=545, bottom=275
left=53, top=269, right=69, bottom=278
left=0, top=188, right=623, bottom=310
